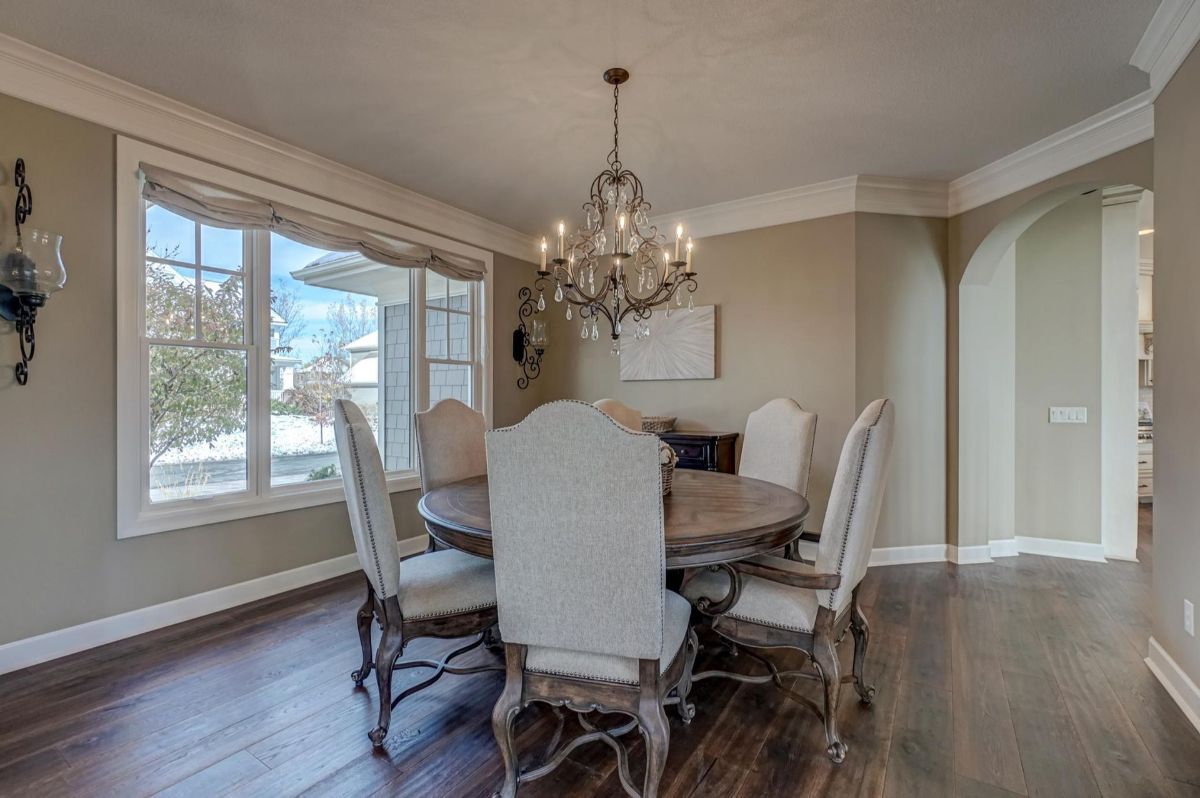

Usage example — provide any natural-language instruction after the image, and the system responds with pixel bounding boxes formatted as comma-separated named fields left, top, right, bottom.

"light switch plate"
left=1049, top=406, right=1088, bottom=424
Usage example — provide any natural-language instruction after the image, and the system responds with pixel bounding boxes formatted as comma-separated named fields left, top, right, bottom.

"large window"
left=118, top=140, right=491, bottom=537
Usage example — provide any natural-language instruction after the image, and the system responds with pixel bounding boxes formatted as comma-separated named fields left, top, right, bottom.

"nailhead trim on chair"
left=826, top=399, right=889, bottom=611
left=341, top=404, right=390, bottom=601
left=405, top=600, right=497, bottom=621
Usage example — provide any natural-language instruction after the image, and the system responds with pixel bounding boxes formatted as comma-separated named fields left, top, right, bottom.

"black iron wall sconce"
left=0, top=158, right=67, bottom=386
left=513, top=286, right=548, bottom=390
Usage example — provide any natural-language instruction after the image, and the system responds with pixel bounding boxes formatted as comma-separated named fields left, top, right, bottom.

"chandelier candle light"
left=534, top=67, right=698, bottom=355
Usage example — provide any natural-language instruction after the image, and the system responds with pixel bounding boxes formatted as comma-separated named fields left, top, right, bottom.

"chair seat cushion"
left=398, top=549, right=497, bottom=621
left=525, top=591, right=692, bottom=685
left=682, top=565, right=819, bottom=633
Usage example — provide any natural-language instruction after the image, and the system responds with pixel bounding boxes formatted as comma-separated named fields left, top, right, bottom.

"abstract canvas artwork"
left=620, top=305, right=715, bottom=381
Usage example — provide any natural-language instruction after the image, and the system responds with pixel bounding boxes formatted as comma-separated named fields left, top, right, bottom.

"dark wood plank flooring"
left=2, top=508, right=1198, bottom=797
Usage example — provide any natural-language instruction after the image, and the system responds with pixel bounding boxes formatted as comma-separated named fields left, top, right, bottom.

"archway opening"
left=958, top=183, right=1151, bottom=562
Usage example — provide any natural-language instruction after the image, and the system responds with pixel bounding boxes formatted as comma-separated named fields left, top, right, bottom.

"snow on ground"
left=156, top=414, right=336, bottom=465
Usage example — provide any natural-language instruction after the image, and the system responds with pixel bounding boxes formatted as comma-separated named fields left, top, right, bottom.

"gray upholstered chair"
left=739, top=398, right=817, bottom=494
left=486, top=401, right=697, bottom=798
left=682, top=399, right=894, bottom=764
left=415, top=397, right=488, bottom=552
left=593, top=397, right=643, bottom=431
left=334, top=399, right=501, bottom=748
left=738, top=398, right=818, bottom=559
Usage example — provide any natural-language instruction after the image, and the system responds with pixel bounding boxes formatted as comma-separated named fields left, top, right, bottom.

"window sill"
left=118, top=472, right=422, bottom=539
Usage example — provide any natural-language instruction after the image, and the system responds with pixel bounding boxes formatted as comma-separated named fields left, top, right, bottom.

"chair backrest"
left=738, top=398, right=818, bottom=495
left=593, top=398, right=643, bottom=432
left=415, top=398, right=487, bottom=494
left=486, top=401, right=666, bottom=661
left=334, top=399, right=401, bottom=600
left=814, top=399, right=895, bottom=614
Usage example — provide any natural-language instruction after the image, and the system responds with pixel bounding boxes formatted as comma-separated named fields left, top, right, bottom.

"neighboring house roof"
left=271, top=353, right=302, bottom=366
left=345, top=356, right=378, bottom=387
left=344, top=331, right=378, bottom=353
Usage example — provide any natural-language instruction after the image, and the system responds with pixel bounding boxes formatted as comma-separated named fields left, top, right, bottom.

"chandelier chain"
left=609, top=82, right=620, bottom=170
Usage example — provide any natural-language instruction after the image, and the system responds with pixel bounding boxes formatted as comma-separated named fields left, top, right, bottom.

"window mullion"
left=252, top=229, right=272, bottom=498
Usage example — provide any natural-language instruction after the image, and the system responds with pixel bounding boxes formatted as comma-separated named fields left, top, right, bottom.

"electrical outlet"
left=1186, top=599, right=1195, bottom=637
left=1049, top=406, right=1088, bottom=424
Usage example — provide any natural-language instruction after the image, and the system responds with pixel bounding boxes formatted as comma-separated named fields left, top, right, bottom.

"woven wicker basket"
left=660, top=461, right=676, bottom=496
left=659, top=442, right=678, bottom=496
left=642, top=415, right=677, bottom=433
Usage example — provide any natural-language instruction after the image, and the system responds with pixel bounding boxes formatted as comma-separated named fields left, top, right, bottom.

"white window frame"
left=116, top=138, right=492, bottom=538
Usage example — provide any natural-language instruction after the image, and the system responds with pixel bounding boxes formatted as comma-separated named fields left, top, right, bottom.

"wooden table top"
left=418, top=469, right=810, bottom=569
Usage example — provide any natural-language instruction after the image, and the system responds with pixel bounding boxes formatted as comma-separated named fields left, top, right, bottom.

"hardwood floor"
left=2, top=508, right=1198, bottom=797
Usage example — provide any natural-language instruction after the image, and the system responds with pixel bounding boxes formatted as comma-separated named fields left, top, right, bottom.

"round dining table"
left=418, top=469, right=810, bottom=570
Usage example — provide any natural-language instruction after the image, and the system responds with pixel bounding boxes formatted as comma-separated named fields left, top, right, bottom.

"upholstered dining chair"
left=334, top=399, right=501, bottom=748
left=739, top=398, right=818, bottom=560
left=593, top=397, right=643, bottom=431
left=415, top=397, right=488, bottom=552
left=682, top=399, right=894, bottom=764
left=486, top=401, right=698, bottom=798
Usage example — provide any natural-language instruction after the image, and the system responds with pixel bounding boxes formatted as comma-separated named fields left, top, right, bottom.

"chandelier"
left=533, top=67, right=697, bottom=355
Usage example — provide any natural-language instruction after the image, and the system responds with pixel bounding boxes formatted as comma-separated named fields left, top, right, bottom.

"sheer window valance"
left=139, top=163, right=486, bottom=281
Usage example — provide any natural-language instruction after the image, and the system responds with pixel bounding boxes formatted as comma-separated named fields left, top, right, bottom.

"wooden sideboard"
left=658, top=431, right=738, bottom=474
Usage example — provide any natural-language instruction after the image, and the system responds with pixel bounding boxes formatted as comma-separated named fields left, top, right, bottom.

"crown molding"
left=1132, top=0, right=1200, bottom=98
left=0, top=33, right=538, bottom=262
left=947, top=90, right=1155, bottom=216
left=654, top=175, right=948, bottom=239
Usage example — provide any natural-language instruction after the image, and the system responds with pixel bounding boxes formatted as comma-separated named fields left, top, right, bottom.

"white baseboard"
left=989, top=538, right=1019, bottom=558
left=869, top=544, right=948, bottom=566
left=1146, top=636, right=1200, bottom=735
left=948, top=545, right=993, bottom=565
left=0, top=535, right=428, bottom=677
left=1014, top=535, right=1107, bottom=562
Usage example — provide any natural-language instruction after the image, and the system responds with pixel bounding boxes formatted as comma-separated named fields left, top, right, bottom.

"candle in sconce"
left=557, top=221, right=565, bottom=260
left=568, top=251, right=575, bottom=283
left=540, top=237, right=547, bottom=270
left=662, top=248, right=670, bottom=284
left=674, top=224, right=683, bottom=260
left=686, top=238, right=694, bottom=273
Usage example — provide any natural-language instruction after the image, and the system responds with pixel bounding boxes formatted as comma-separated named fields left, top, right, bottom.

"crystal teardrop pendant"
left=537, top=292, right=546, bottom=312
left=614, top=319, right=622, bottom=336
left=565, top=305, right=572, bottom=321
left=554, top=284, right=563, bottom=302
left=591, top=319, right=599, bottom=340
left=665, top=307, right=672, bottom=319
left=675, top=290, right=683, bottom=307
left=688, top=293, right=695, bottom=311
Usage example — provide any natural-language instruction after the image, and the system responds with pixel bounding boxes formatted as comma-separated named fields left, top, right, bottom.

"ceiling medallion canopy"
left=535, top=67, right=697, bottom=355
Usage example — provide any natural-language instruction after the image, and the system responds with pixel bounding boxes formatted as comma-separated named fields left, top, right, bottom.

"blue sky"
left=147, top=204, right=376, bottom=363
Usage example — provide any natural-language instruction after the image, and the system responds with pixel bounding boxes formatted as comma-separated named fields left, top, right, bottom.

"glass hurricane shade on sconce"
left=1, top=229, right=67, bottom=303
left=528, top=318, right=548, bottom=350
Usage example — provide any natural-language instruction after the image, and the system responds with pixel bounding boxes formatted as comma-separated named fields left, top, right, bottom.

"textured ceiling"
left=0, top=0, right=1156, bottom=234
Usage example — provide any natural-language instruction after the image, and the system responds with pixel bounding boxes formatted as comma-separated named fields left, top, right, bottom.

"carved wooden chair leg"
left=849, top=590, right=875, bottom=705
left=639, top=660, right=671, bottom=798
left=675, top=629, right=698, bottom=723
left=368, top=600, right=406, bottom=748
left=811, top=616, right=846, bottom=763
left=491, top=644, right=526, bottom=798
left=351, top=581, right=376, bottom=687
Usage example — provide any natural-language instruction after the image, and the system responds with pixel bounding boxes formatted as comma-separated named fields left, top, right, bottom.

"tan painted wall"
left=855, top=214, right=947, bottom=549
left=1014, top=194, right=1102, bottom=544
left=0, top=92, right=538, bottom=645
left=536, top=212, right=947, bottom=549
left=1151, top=42, right=1200, bottom=683
left=946, top=141, right=1153, bottom=545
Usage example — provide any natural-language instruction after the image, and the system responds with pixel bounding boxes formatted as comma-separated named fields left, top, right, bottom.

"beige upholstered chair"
left=486, top=401, right=697, bottom=798
left=415, top=398, right=488, bottom=551
left=334, top=399, right=500, bottom=748
left=682, top=399, right=894, bottom=763
left=739, top=398, right=818, bottom=560
left=739, top=398, right=817, bottom=494
left=593, top=397, right=643, bottom=431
